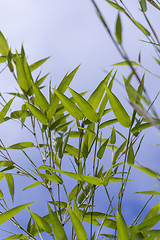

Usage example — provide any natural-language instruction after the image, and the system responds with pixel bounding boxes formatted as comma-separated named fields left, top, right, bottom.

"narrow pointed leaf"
left=99, top=71, right=115, bottom=118
left=23, top=56, right=33, bottom=90
left=5, top=174, right=14, bottom=203
left=0, top=189, right=3, bottom=198
left=113, top=140, right=127, bottom=164
left=115, top=13, right=122, bottom=44
left=0, top=56, right=7, bottom=63
left=132, top=122, right=152, bottom=134
left=110, top=126, right=116, bottom=144
left=16, top=51, right=30, bottom=92
left=54, top=89, right=83, bottom=120
left=68, top=205, right=88, bottom=240
left=117, top=211, right=129, bottom=240
left=69, top=87, right=99, bottom=122
left=47, top=65, right=80, bottom=120
left=38, top=172, right=63, bottom=184
left=0, top=202, right=33, bottom=225
left=133, top=20, right=150, bottom=36
left=88, top=71, right=112, bottom=110
left=25, top=102, right=48, bottom=125
left=35, top=73, right=49, bottom=87
left=33, top=85, right=49, bottom=112
left=48, top=204, right=68, bottom=240
left=144, top=202, right=160, bottom=221
left=65, top=144, right=82, bottom=158
left=27, top=209, right=52, bottom=233
left=39, top=167, right=103, bottom=186
left=23, top=181, right=43, bottom=191
left=1, top=234, right=27, bottom=239
left=0, top=31, right=9, bottom=56
left=105, top=0, right=125, bottom=11
left=0, top=97, right=14, bottom=123
left=134, top=165, right=160, bottom=179
left=69, top=183, right=83, bottom=201
left=112, top=61, right=138, bottom=66
left=103, top=166, right=113, bottom=186
left=7, top=142, right=35, bottom=149
left=97, top=139, right=109, bottom=159
left=105, top=87, right=131, bottom=127
left=135, top=191, right=160, bottom=195
left=140, top=0, right=147, bottom=12
left=137, top=214, right=160, bottom=231
left=100, top=118, right=118, bottom=129
left=127, top=143, right=135, bottom=165
left=30, top=57, right=50, bottom=71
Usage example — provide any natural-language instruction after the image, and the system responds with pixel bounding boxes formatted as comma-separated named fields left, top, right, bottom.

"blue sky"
left=0, top=0, right=160, bottom=239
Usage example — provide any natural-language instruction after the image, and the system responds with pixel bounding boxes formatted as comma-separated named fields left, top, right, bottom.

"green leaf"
left=5, top=174, right=14, bottom=203
left=137, top=214, right=160, bottom=231
left=69, top=183, right=83, bottom=202
left=105, top=0, right=125, bottom=11
left=32, top=85, right=49, bottom=112
left=112, top=61, right=138, bottom=66
left=0, top=31, right=9, bottom=56
left=35, top=73, right=49, bottom=87
left=68, top=87, right=99, bottom=122
left=135, top=191, right=160, bottom=195
left=7, top=142, right=35, bottom=149
left=99, top=71, right=116, bottom=118
left=2, top=234, right=27, bottom=239
left=27, top=209, right=52, bottom=233
left=50, top=114, right=69, bottom=131
left=131, top=122, right=152, bottom=134
left=115, top=13, right=122, bottom=44
left=47, top=65, right=80, bottom=120
left=140, top=0, right=147, bottom=12
left=113, top=140, right=127, bottom=164
left=103, top=166, right=113, bottom=186
left=153, top=56, right=160, bottom=65
left=48, top=204, right=68, bottom=240
left=88, top=70, right=112, bottom=110
left=38, top=172, right=63, bottom=184
left=105, top=87, right=131, bottom=127
left=133, top=20, right=150, bottom=36
left=30, top=57, right=50, bottom=71
left=25, top=102, right=48, bottom=125
left=65, top=144, right=83, bottom=158
left=103, top=219, right=117, bottom=229
left=134, top=165, right=160, bottom=179
left=40, top=167, right=104, bottom=186
left=127, top=143, right=135, bottom=165
left=0, top=202, right=33, bottom=225
left=144, top=202, right=160, bottom=221
left=15, top=51, right=31, bottom=92
left=117, top=211, right=129, bottom=240
left=0, top=56, right=7, bottom=63
left=23, top=181, right=43, bottom=191
left=100, top=118, right=118, bottom=129
left=54, top=89, right=83, bottom=120
left=110, top=126, right=116, bottom=144
left=74, top=199, right=82, bottom=220
left=0, top=97, right=14, bottom=123
left=97, top=139, right=109, bottom=159
left=0, top=189, right=4, bottom=198
left=68, top=205, right=88, bottom=240
left=78, top=184, right=90, bottom=204
left=23, top=54, right=33, bottom=93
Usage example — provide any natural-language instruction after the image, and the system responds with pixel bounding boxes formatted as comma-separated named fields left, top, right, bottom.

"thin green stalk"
left=132, top=195, right=153, bottom=225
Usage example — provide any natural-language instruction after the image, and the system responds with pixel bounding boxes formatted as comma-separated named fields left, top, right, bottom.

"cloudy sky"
left=0, top=0, right=160, bottom=238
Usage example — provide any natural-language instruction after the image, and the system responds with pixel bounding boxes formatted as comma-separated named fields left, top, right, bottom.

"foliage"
left=0, top=0, right=160, bottom=239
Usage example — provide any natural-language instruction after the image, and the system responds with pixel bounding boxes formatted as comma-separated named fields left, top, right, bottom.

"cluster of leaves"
left=0, top=0, right=160, bottom=239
